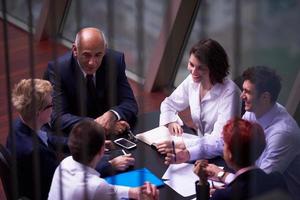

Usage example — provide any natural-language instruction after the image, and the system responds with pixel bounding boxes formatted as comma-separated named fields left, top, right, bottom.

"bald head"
left=75, top=27, right=107, bottom=48
left=72, top=27, right=107, bottom=74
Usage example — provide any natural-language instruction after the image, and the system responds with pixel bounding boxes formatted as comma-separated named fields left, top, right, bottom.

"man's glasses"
left=42, top=103, right=53, bottom=111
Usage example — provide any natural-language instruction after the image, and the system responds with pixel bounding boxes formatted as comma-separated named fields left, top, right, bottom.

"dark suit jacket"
left=6, top=118, right=59, bottom=200
left=44, top=49, right=138, bottom=135
left=211, top=168, right=290, bottom=200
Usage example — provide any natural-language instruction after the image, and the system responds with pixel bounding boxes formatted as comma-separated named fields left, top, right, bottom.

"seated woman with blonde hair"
left=6, top=79, right=59, bottom=200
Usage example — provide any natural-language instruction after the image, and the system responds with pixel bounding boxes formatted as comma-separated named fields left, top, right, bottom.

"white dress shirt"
left=48, top=156, right=129, bottom=200
left=243, top=103, right=300, bottom=199
left=160, top=75, right=241, bottom=159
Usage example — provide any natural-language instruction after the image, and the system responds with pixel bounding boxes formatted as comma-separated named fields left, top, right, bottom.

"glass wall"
left=1, top=0, right=43, bottom=28
left=174, top=0, right=235, bottom=87
left=174, top=0, right=300, bottom=105
left=61, top=0, right=169, bottom=79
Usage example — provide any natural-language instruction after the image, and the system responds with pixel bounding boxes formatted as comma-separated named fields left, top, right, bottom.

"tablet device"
left=114, top=138, right=137, bottom=149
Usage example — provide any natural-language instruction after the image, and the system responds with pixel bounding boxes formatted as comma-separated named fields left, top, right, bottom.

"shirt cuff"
left=110, top=109, right=121, bottom=121
left=159, top=113, right=184, bottom=126
left=186, top=144, right=199, bottom=161
left=224, top=173, right=235, bottom=184
left=115, top=185, right=130, bottom=199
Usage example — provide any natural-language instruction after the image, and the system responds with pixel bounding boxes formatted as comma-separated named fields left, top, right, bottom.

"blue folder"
left=105, top=168, right=164, bottom=187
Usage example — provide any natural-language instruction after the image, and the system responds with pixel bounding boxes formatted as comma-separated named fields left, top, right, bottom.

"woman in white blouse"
left=157, top=39, right=241, bottom=160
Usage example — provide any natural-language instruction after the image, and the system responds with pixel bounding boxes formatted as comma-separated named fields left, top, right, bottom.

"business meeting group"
left=4, top=26, right=300, bottom=200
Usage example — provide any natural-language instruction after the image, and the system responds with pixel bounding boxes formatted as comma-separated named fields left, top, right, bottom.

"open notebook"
left=136, top=126, right=199, bottom=147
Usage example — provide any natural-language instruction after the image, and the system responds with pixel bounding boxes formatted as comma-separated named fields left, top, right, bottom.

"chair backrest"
left=0, top=143, right=13, bottom=200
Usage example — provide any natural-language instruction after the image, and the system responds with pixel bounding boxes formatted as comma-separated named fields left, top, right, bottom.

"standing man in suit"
left=6, top=79, right=60, bottom=200
left=44, top=27, right=138, bottom=136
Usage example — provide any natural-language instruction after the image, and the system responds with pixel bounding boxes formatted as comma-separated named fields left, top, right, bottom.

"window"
left=61, top=0, right=169, bottom=82
left=174, top=0, right=300, bottom=105
left=2, top=0, right=42, bottom=28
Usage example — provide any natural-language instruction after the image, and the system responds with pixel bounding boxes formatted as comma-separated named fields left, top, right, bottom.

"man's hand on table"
left=109, top=154, right=135, bottom=171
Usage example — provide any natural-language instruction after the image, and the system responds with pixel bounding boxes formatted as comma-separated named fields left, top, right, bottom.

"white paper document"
left=162, top=163, right=224, bottom=197
left=163, top=163, right=198, bottom=197
left=136, top=126, right=199, bottom=146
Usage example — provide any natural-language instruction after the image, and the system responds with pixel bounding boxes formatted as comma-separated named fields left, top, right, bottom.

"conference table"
left=131, top=112, right=190, bottom=200
left=108, top=111, right=228, bottom=200
left=131, top=111, right=191, bottom=200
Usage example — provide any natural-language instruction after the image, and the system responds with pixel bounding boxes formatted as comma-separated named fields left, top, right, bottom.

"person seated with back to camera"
left=193, top=118, right=290, bottom=200
left=44, top=27, right=137, bottom=173
left=157, top=38, right=241, bottom=161
left=48, top=119, right=159, bottom=200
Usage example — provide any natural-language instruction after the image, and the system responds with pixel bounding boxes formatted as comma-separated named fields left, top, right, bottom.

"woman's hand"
left=167, top=122, right=183, bottom=136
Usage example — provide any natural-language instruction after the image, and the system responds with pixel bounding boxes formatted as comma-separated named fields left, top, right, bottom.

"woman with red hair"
left=194, top=118, right=290, bottom=200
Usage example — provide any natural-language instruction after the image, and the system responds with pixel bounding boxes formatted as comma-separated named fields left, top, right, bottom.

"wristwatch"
left=217, top=171, right=226, bottom=182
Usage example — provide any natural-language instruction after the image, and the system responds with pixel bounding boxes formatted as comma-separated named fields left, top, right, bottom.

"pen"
left=211, top=180, right=215, bottom=189
left=122, top=149, right=128, bottom=155
left=127, top=128, right=137, bottom=141
left=172, top=140, right=176, bottom=162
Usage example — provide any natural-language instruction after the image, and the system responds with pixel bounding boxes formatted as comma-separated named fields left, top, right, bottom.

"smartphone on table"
left=114, top=138, right=137, bottom=150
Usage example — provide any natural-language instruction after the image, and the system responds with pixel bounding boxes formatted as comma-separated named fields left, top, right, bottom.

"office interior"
left=0, top=0, right=300, bottom=199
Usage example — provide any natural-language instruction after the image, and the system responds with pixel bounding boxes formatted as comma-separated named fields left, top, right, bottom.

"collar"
left=209, top=81, right=224, bottom=97
left=67, top=156, right=100, bottom=177
left=200, top=78, right=228, bottom=101
left=16, top=117, right=37, bottom=136
left=235, top=165, right=258, bottom=178
left=76, top=60, right=96, bottom=79
left=256, top=103, right=278, bottom=130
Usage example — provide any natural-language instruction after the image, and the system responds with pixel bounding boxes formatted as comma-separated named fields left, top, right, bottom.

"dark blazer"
left=44, top=49, right=138, bottom=135
left=211, top=168, right=290, bottom=200
left=6, top=118, right=59, bottom=200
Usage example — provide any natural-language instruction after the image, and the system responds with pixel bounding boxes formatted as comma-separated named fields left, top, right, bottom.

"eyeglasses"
left=42, top=104, right=53, bottom=111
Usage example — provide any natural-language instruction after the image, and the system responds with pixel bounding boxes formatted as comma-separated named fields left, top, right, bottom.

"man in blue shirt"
left=203, top=66, right=300, bottom=199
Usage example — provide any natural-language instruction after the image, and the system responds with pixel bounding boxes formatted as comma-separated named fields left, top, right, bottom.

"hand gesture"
left=205, top=163, right=224, bottom=181
left=167, top=122, right=183, bottom=136
left=193, top=160, right=209, bottom=183
left=113, top=120, right=130, bottom=135
left=104, top=140, right=114, bottom=151
left=109, top=154, right=135, bottom=171
left=164, top=148, right=190, bottom=165
left=156, top=140, right=186, bottom=155
left=94, top=111, right=117, bottom=133
left=140, top=182, right=159, bottom=200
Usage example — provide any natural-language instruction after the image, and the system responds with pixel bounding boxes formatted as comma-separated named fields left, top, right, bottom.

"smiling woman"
left=158, top=38, right=242, bottom=161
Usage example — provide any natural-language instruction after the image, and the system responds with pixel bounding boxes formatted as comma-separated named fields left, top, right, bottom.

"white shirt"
left=160, top=75, right=241, bottom=159
left=243, top=103, right=300, bottom=199
left=48, top=156, right=129, bottom=200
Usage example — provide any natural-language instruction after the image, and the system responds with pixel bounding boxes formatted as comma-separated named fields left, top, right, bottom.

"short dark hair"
left=190, top=38, right=229, bottom=84
left=242, top=66, right=281, bottom=103
left=68, top=120, right=106, bottom=165
left=223, top=117, right=266, bottom=167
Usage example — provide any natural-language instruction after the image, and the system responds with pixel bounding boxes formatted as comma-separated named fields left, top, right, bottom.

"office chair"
left=0, top=143, right=13, bottom=200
